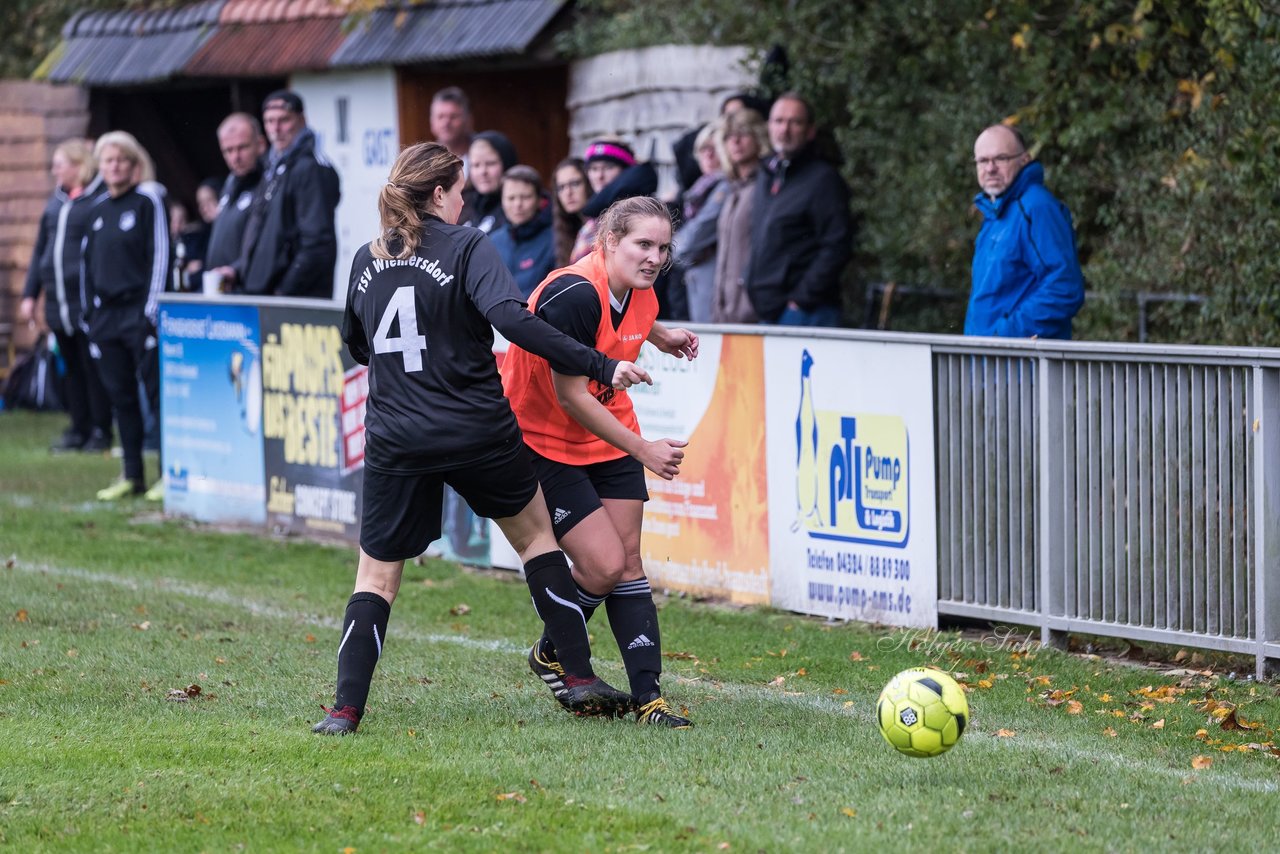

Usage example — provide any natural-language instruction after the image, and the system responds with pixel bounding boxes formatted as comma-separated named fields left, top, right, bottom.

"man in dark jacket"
left=232, top=91, right=340, bottom=299
left=745, top=92, right=851, bottom=326
left=204, top=112, right=267, bottom=285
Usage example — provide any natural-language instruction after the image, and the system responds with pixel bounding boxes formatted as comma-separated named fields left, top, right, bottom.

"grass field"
left=2, top=409, right=1278, bottom=852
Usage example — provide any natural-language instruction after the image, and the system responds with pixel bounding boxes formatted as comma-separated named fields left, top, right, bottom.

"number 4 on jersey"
left=372, top=285, right=427, bottom=372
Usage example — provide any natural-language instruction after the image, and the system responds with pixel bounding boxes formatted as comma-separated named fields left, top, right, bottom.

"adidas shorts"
left=529, top=449, right=648, bottom=540
left=360, top=438, right=539, bottom=562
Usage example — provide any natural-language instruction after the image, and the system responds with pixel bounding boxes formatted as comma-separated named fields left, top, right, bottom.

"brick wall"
left=0, top=80, right=90, bottom=373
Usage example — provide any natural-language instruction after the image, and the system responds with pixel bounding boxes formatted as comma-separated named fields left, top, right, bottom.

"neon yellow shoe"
left=143, top=479, right=165, bottom=502
left=96, top=479, right=143, bottom=501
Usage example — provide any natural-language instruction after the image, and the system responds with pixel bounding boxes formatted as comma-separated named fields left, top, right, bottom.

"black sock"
left=540, top=581, right=606, bottom=658
left=333, top=591, right=391, bottom=715
left=524, top=551, right=594, bottom=679
left=606, top=578, right=661, bottom=700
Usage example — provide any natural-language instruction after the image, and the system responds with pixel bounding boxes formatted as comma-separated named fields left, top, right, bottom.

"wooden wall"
left=0, top=80, right=90, bottom=374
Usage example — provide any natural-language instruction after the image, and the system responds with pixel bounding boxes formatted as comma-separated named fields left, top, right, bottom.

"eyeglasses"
left=556, top=178, right=585, bottom=192
left=974, top=153, right=1024, bottom=168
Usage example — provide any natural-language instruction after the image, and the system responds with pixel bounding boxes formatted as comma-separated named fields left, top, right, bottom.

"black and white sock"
left=524, top=551, right=595, bottom=680
left=538, top=581, right=608, bottom=660
left=606, top=578, right=662, bottom=701
left=333, top=591, right=391, bottom=715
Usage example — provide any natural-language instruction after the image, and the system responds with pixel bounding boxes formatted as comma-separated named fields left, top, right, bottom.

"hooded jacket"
left=23, top=175, right=110, bottom=334
left=489, top=201, right=555, bottom=299
left=238, top=128, right=340, bottom=298
left=966, top=161, right=1083, bottom=339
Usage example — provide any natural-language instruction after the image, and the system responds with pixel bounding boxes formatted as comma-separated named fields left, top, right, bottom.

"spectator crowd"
left=16, top=77, right=1086, bottom=499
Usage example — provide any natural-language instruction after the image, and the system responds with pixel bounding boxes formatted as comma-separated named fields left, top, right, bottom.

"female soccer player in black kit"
left=80, top=131, right=168, bottom=501
left=312, top=142, right=651, bottom=735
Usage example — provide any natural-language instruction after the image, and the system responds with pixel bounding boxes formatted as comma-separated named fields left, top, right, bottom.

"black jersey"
left=343, top=216, right=620, bottom=473
left=80, top=185, right=169, bottom=323
left=535, top=273, right=634, bottom=347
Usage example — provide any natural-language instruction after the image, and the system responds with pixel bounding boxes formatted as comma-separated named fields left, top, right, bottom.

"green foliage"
left=567, top=0, right=1280, bottom=344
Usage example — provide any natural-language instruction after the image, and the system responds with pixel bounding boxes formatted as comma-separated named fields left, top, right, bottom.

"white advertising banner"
left=764, top=337, right=937, bottom=627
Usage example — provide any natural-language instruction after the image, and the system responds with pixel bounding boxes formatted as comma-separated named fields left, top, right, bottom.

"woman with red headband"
left=570, top=139, right=655, bottom=263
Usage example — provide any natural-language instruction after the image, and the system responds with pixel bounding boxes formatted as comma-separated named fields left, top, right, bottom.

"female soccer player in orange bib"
left=502, top=195, right=700, bottom=727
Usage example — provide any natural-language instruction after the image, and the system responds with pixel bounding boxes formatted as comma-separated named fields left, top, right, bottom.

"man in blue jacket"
left=967, top=125, right=1083, bottom=339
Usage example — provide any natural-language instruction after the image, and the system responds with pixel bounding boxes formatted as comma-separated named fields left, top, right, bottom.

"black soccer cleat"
left=635, top=696, right=693, bottom=728
left=561, top=677, right=634, bottom=718
left=312, top=705, right=361, bottom=735
left=528, top=639, right=572, bottom=711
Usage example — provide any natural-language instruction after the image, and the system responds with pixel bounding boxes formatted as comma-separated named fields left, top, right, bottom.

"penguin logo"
left=793, top=349, right=824, bottom=532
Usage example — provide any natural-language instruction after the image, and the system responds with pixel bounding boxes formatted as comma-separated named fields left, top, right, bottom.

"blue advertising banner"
left=158, top=302, right=266, bottom=523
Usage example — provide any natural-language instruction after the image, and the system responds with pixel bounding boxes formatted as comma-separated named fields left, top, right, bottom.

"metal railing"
left=927, top=335, right=1280, bottom=677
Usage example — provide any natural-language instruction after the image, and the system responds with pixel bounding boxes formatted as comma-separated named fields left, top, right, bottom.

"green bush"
left=566, top=0, right=1280, bottom=344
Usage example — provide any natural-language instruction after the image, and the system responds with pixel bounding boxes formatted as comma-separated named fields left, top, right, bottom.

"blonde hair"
left=594, top=196, right=675, bottom=271
left=94, top=130, right=153, bottom=190
left=53, top=138, right=96, bottom=188
left=372, top=142, right=463, bottom=260
left=717, top=109, right=769, bottom=178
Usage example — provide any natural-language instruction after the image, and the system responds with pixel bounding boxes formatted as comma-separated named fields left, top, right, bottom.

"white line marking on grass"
left=15, top=561, right=1278, bottom=794
left=14, top=561, right=518, bottom=653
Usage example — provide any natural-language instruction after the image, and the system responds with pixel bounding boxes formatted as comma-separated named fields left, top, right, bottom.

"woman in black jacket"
left=81, top=131, right=169, bottom=501
left=19, top=139, right=113, bottom=452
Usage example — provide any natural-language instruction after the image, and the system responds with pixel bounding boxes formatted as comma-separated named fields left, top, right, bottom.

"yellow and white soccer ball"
left=876, top=667, right=969, bottom=758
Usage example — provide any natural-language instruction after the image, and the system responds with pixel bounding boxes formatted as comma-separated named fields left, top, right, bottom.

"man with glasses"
left=967, top=124, right=1083, bottom=339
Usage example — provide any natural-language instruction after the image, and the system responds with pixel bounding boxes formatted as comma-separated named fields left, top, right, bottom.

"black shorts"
left=530, top=449, right=648, bottom=539
left=360, top=439, right=539, bottom=562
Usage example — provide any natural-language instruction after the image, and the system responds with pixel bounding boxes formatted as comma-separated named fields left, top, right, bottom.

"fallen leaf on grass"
left=663, top=651, right=699, bottom=661
left=166, top=684, right=203, bottom=702
left=848, top=651, right=865, bottom=661
left=4, top=556, right=14, bottom=568
left=1192, top=755, right=1213, bottom=770
left=304, top=633, right=316, bottom=643
left=832, top=688, right=848, bottom=695
left=15, top=609, right=28, bottom=623
left=977, top=679, right=994, bottom=689
left=841, top=807, right=857, bottom=818
left=413, top=811, right=426, bottom=825
left=768, top=676, right=786, bottom=687
left=1066, top=700, right=1084, bottom=715
left=1133, top=684, right=1183, bottom=702
left=495, top=792, right=526, bottom=803
left=995, top=729, right=1017, bottom=738
left=1152, top=719, right=1165, bottom=729
left=450, top=603, right=471, bottom=616
left=1103, top=727, right=1118, bottom=737
left=1219, top=709, right=1260, bottom=731
left=132, top=621, right=150, bottom=631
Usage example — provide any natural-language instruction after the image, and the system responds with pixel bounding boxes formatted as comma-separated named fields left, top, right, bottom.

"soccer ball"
left=876, top=667, right=969, bottom=758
